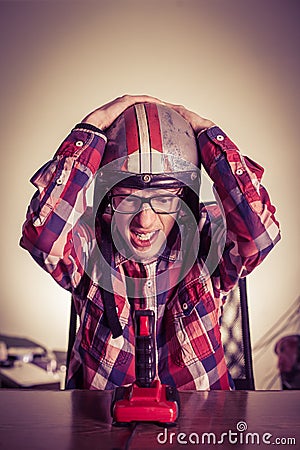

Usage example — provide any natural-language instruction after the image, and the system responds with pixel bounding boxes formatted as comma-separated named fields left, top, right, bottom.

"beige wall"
left=0, top=0, right=299, bottom=389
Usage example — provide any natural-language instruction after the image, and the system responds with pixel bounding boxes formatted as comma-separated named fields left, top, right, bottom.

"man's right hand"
left=82, top=94, right=165, bottom=130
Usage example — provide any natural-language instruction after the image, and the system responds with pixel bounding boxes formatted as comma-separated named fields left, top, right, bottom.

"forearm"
left=198, top=125, right=276, bottom=217
left=198, top=126, right=281, bottom=289
left=20, top=125, right=107, bottom=289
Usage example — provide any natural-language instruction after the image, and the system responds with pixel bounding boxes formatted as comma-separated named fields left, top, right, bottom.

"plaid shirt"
left=20, top=123, right=280, bottom=390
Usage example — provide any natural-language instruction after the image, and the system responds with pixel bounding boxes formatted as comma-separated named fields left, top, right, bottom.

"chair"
left=66, top=300, right=77, bottom=384
left=220, top=277, right=255, bottom=390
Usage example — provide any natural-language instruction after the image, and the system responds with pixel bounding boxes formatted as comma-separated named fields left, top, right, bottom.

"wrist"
left=81, top=115, right=104, bottom=129
left=194, top=120, right=215, bottom=135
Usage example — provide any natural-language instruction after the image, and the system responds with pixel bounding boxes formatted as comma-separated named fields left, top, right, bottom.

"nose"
left=132, top=204, right=157, bottom=228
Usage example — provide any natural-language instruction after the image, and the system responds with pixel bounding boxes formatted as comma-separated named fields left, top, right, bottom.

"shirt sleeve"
left=197, top=126, right=281, bottom=293
left=20, top=125, right=107, bottom=292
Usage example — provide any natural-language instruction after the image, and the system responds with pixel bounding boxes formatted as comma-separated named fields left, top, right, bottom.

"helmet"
left=96, top=103, right=201, bottom=220
left=101, top=102, right=199, bottom=187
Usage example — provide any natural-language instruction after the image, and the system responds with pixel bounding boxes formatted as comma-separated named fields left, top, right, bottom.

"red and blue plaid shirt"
left=20, top=124, right=280, bottom=390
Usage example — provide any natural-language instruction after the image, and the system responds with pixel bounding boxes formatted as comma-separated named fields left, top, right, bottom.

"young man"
left=20, top=95, right=280, bottom=390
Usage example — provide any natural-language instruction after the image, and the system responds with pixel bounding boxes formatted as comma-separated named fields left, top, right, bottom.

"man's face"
left=110, top=186, right=181, bottom=262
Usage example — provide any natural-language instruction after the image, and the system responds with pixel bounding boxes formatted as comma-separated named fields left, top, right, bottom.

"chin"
left=129, top=240, right=165, bottom=263
left=129, top=246, right=158, bottom=262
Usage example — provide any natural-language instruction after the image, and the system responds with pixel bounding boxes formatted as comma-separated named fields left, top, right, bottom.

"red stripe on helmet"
left=124, top=105, right=139, bottom=155
left=145, top=103, right=163, bottom=153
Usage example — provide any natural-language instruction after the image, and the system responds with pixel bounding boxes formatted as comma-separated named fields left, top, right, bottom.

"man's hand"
left=82, top=95, right=214, bottom=135
left=82, top=94, right=165, bottom=130
left=164, top=102, right=215, bottom=135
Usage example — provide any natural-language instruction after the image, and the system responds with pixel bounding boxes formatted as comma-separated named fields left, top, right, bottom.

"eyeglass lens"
left=111, top=195, right=181, bottom=214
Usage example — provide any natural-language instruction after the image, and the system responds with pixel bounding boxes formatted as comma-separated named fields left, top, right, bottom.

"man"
left=20, top=95, right=280, bottom=390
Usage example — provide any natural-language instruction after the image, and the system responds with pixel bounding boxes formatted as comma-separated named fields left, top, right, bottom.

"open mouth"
left=130, top=229, right=159, bottom=248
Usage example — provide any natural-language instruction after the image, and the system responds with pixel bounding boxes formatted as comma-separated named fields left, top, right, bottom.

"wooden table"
left=0, top=389, right=299, bottom=449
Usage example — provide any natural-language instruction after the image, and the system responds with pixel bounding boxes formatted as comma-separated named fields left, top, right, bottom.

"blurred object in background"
left=274, top=335, right=300, bottom=390
left=0, top=334, right=66, bottom=389
left=0, top=341, right=8, bottom=365
left=252, top=296, right=299, bottom=389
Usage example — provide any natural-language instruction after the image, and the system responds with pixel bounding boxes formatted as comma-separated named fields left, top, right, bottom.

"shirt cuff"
left=202, top=126, right=237, bottom=151
left=73, top=122, right=105, bottom=135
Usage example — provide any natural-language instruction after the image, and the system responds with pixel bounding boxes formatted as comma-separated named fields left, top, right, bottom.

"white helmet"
left=97, top=102, right=201, bottom=219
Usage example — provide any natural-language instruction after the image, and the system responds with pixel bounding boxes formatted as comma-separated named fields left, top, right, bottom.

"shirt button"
left=146, top=280, right=153, bottom=288
left=216, top=135, right=224, bottom=141
left=56, top=178, right=63, bottom=185
left=182, top=302, right=188, bottom=311
left=75, top=140, right=84, bottom=147
left=236, top=169, right=244, bottom=175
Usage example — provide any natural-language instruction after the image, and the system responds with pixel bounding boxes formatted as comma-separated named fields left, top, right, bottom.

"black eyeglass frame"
left=109, top=193, right=184, bottom=215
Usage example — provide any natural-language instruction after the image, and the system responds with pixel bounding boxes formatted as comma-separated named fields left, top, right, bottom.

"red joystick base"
left=111, top=379, right=180, bottom=426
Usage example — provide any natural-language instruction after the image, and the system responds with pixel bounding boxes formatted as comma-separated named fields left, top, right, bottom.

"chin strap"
left=99, top=222, right=123, bottom=339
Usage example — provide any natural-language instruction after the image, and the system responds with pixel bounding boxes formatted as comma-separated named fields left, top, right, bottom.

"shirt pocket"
left=166, top=283, right=221, bottom=367
left=80, top=294, right=132, bottom=369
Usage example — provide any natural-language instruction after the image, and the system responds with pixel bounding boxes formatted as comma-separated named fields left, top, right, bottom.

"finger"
left=121, top=94, right=166, bottom=107
left=163, top=101, right=189, bottom=115
left=103, top=94, right=166, bottom=127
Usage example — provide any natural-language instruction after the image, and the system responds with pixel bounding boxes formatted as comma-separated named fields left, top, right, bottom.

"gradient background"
left=0, top=0, right=299, bottom=390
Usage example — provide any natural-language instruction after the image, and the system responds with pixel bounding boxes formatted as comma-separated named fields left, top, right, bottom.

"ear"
left=177, top=209, right=189, bottom=225
left=102, top=206, right=113, bottom=224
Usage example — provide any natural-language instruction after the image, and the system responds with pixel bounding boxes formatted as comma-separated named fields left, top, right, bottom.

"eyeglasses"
left=110, top=194, right=182, bottom=214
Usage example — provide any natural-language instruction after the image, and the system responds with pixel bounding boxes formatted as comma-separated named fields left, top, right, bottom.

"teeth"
left=135, top=231, right=156, bottom=241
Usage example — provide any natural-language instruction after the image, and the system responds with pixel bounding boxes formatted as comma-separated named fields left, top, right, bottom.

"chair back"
left=220, top=278, right=255, bottom=390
